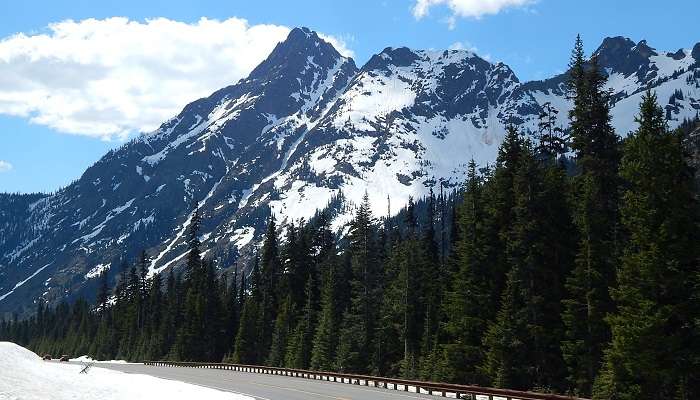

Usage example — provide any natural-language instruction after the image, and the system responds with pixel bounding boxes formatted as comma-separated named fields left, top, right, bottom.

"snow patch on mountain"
left=85, top=263, right=110, bottom=280
left=0, top=263, right=51, bottom=302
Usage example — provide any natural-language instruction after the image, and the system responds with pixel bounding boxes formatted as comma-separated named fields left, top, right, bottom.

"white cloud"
left=0, top=18, right=353, bottom=140
left=449, top=41, right=476, bottom=51
left=317, top=33, right=355, bottom=59
left=448, top=41, right=492, bottom=61
left=0, top=160, right=12, bottom=172
left=413, top=0, right=535, bottom=20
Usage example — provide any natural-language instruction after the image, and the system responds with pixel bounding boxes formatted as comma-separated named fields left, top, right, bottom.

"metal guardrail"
left=143, top=360, right=589, bottom=400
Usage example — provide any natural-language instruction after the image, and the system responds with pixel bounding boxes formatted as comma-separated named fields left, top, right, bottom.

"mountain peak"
left=594, top=36, right=658, bottom=59
left=597, top=36, right=636, bottom=53
left=287, top=26, right=316, bottom=41
left=277, top=27, right=338, bottom=57
left=363, top=47, right=421, bottom=70
left=248, top=26, right=351, bottom=81
left=633, top=39, right=657, bottom=58
left=692, top=42, right=700, bottom=62
left=362, top=46, right=484, bottom=73
left=594, top=36, right=658, bottom=76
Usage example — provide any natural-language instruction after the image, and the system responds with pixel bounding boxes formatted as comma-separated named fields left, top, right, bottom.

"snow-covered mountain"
left=1, top=28, right=699, bottom=316
left=526, top=36, right=700, bottom=134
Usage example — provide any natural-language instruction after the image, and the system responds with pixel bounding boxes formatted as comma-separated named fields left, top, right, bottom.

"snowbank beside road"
left=0, top=342, right=254, bottom=400
left=72, top=355, right=131, bottom=364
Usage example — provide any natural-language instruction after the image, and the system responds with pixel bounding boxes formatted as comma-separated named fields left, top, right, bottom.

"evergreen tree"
left=233, top=296, right=261, bottom=364
left=335, top=193, right=379, bottom=373
left=144, top=272, right=163, bottom=360
left=267, top=295, right=293, bottom=367
left=419, top=190, right=441, bottom=379
left=561, top=37, right=621, bottom=396
left=536, top=101, right=567, bottom=160
left=175, top=206, right=206, bottom=361
left=485, top=140, right=571, bottom=391
left=483, top=265, right=529, bottom=389
left=285, top=275, right=317, bottom=369
left=438, top=160, right=491, bottom=384
left=223, top=268, right=240, bottom=359
left=398, top=198, right=422, bottom=378
left=161, top=268, right=181, bottom=358
left=258, top=215, right=281, bottom=361
left=593, top=92, right=700, bottom=399
left=96, top=271, right=110, bottom=314
left=311, top=258, right=340, bottom=370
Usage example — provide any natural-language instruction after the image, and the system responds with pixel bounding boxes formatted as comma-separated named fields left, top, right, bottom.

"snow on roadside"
left=72, top=355, right=131, bottom=364
left=0, top=342, right=253, bottom=400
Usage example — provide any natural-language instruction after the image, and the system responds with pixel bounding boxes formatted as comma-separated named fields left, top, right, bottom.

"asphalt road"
left=62, top=361, right=460, bottom=400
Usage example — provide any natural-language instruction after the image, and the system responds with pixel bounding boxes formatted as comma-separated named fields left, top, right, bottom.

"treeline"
left=2, top=37, right=700, bottom=399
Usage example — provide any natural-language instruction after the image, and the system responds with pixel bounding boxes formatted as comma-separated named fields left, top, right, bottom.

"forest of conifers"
left=2, top=37, right=699, bottom=400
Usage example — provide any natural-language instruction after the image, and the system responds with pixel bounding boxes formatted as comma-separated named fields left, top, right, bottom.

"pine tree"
left=561, top=37, right=621, bottom=396
left=438, top=160, right=491, bottom=384
left=335, top=193, right=379, bottom=373
left=311, top=258, right=340, bottom=370
left=375, top=199, right=421, bottom=377
left=233, top=296, right=261, bottom=364
left=482, top=265, right=529, bottom=389
left=161, top=268, right=180, bottom=358
left=138, top=250, right=150, bottom=298
left=223, top=268, right=240, bottom=359
left=485, top=141, right=570, bottom=391
left=267, top=295, right=293, bottom=367
left=593, top=92, right=700, bottom=399
left=118, top=262, right=142, bottom=359
left=145, top=272, right=163, bottom=360
left=285, top=275, right=317, bottom=369
left=258, top=215, right=281, bottom=361
left=175, top=206, right=206, bottom=361
left=536, top=101, right=567, bottom=160
left=419, top=190, right=441, bottom=379
left=203, top=260, right=225, bottom=361
left=399, top=198, right=422, bottom=378
left=482, top=126, right=527, bottom=314
left=96, top=271, right=110, bottom=314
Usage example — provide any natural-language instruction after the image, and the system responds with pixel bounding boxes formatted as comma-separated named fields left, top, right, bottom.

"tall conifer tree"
left=593, top=92, right=700, bottom=399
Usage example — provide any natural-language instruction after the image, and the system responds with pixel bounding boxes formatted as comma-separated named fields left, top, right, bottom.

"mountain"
left=1, top=28, right=699, bottom=316
left=525, top=36, right=700, bottom=134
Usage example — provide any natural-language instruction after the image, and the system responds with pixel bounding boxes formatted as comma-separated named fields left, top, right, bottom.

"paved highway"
left=67, top=362, right=458, bottom=400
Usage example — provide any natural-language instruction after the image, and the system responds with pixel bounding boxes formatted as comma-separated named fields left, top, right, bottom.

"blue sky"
left=0, top=0, right=696, bottom=193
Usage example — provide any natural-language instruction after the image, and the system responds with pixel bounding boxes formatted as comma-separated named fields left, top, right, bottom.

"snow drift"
left=0, top=342, right=253, bottom=400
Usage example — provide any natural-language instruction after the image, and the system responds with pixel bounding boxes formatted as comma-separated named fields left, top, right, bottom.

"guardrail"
left=143, top=360, right=589, bottom=400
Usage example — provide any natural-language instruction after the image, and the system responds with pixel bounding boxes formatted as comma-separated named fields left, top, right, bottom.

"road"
left=65, top=362, right=453, bottom=400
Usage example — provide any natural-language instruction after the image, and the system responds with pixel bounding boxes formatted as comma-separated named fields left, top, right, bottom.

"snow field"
left=0, top=342, right=253, bottom=400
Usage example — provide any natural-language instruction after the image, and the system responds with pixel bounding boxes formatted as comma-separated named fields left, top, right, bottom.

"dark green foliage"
left=3, top=41, right=699, bottom=399
left=285, top=275, right=317, bottom=369
left=257, top=215, right=282, bottom=361
left=436, top=160, right=492, bottom=384
left=593, top=92, right=700, bottom=400
left=335, top=193, right=382, bottom=373
left=267, top=295, right=293, bottom=367
left=537, top=101, right=568, bottom=160
left=310, top=257, right=341, bottom=371
left=561, top=36, right=621, bottom=396
left=484, top=138, right=573, bottom=391
left=233, top=296, right=261, bottom=364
